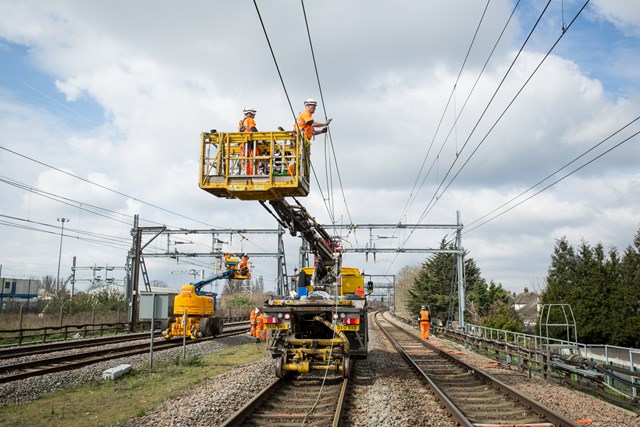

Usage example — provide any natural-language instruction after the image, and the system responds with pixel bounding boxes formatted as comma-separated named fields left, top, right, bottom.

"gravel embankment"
left=387, top=313, right=640, bottom=427
left=2, top=318, right=639, bottom=426
left=0, top=334, right=258, bottom=408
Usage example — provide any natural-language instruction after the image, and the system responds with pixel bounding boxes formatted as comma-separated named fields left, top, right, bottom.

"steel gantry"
left=313, top=212, right=466, bottom=327
left=125, top=212, right=467, bottom=329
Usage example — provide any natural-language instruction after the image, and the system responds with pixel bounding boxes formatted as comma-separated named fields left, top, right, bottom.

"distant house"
left=513, top=287, right=539, bottom=332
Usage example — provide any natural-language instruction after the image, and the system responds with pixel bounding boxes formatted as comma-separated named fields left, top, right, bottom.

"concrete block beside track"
left=102, top=364, right=132, bottom=380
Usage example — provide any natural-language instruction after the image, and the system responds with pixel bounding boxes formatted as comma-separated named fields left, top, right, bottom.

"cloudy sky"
left=1, top=0, right=639, bottom=295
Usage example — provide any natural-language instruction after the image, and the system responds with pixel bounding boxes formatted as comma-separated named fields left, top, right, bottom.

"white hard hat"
left=304, top=98, right=318, bottom=106
left=421, top=305, right=426, bottom=310
left=243, top=107, right=257, bottom=115
left=255, top=307, right=260, bottom=313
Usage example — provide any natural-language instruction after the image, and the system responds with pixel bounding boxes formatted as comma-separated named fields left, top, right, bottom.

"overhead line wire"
left=395, top=0, right=555, bottom=252
left=402, top=0, right=522, bottom=222
left=397, top=0, right=494, bottom=223
left=0, top=145, right=221, bottom=228
left=465, top=117, right=640, bottom=233
left=415, top=0, right=591, bottom=230
left=416, top=0, right=554, bottom=221
left=252, top=0, right=296, bottom=124
left=300, top=0, right=355, bottom=237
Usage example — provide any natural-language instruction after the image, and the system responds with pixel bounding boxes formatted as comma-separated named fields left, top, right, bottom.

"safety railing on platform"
left=199, top=130, right=311, bottom=200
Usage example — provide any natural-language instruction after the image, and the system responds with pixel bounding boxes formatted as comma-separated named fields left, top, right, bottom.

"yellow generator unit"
left=199, top=130, right=311, bottom=200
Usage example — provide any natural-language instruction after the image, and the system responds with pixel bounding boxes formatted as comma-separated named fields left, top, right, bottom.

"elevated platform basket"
left=199, top=131, right=311, bottom=200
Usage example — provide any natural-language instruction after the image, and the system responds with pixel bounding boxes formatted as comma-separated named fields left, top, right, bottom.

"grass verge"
left=0, top=342, right=267, bottom=427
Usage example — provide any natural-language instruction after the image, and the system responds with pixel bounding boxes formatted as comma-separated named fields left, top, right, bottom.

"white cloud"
left=592, top=0, right=640, bottom=36
left=0, top=1, right=638, bottom=293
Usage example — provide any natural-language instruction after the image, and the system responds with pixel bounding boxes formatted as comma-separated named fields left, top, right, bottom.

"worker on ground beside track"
left=250, top=307, right=259, bottom=338
left=238, top=107, right=260, bottom=175
left=256, top=309, right=266, bottom=342
left=294, top=98, right=332, bottom=141
left=419, top=305, right=431, bottom=341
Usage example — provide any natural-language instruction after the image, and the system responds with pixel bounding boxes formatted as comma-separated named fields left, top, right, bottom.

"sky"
left=0, top=0, right=639, bottom=296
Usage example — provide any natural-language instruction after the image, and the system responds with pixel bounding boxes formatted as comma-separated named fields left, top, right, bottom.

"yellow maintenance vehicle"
left=161, top=253, right=250, bottom=340
left=199, top=129, right=368, bottom=378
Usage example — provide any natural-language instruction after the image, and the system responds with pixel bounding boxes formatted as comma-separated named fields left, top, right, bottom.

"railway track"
left=0, top=321, right=250, bottom=384
left=374, top=312, right=580, bottom=427
left=220, top=372, right=349, bottom=427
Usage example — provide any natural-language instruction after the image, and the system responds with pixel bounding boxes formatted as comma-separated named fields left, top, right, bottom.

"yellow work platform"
left=199, top=130, right=311, bottom=200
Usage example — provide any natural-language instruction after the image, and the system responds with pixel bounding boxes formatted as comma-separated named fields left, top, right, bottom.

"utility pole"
left=56, top=217, right=69, bottom=292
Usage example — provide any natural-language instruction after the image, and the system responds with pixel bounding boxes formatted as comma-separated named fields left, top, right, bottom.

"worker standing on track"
left=256, top=309, right=266, bottom=342
left=419, top=305, right=431, bottom=341
left=250, top=307, right=259, bottom=338
left=238, top=107, right=259, bottom=175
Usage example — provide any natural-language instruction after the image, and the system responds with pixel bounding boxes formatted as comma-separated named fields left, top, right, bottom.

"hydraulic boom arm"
left=260, top=198, right=341, bottom=288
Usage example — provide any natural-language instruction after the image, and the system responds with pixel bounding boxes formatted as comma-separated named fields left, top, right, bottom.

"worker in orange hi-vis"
left=239, top=253, right=250, bottom=277
left=256, top=310, right=266, bottom=342
left=249, top=307, right=259, bottom=338
left=419, top=305, right=431, bottom=341
left=238, top=107, right=259, bottom=175
left=294, top=98, right=332, bottom=141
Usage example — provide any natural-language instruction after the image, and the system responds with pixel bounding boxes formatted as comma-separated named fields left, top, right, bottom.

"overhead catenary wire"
left=299, top=0, right=355, bottom=235
left=398, top=0, right=494, bottom=223
left=252, top=0, right=297, bottom=124
left=0, top=145, right=222, bottom=229
left=399, top=0, right=522, bottom=223
left=413, top=0, right=591, bottom=230
left=465, top=121, right=640, bottom=234
left=396, top=0, right=590, bottom=254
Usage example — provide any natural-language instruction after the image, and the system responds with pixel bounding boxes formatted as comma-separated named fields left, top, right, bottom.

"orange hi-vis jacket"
left=295, top=109, right=314, bottom=140
left=250, top=309, right=257, bottom=327
left=420, top=309, right=430, bottom=323
left=238, top=116, right=257, bottom=133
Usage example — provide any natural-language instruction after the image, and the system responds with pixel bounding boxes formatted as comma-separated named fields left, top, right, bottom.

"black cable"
left=415, top=0, right=554, bottom=224
left=398, top=0, right=494, bottom=222
left=401, top=0, right=522, bottom=222
left=252, top=0, right=297, bottom=124
left=466, top=127, right=640, bottom=233
left=418, top=0, right=591, bottom=227
left=400, top=0, right=590, bottom=251
left=0, top=218, right=131, bottom=251
left=0, top=145, right=222, bottom=228
left=300, top=0, right=355, bottom=230
left=467, top=115, right=640, bottom=229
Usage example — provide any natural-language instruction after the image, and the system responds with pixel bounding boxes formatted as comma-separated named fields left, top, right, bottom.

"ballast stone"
left=102, top=364, right=132, bottom=380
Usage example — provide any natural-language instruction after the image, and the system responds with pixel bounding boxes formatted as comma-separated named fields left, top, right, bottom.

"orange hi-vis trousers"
left=420, top=321, right=430, bottom=341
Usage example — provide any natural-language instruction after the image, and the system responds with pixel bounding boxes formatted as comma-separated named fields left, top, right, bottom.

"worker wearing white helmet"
left=238, top=107, right=258, bottom=132
left=250, top=307, right=259, bottom=338
left=238, top=107, right=260, bottom=175
left=294, top=98, right=332, bottom=141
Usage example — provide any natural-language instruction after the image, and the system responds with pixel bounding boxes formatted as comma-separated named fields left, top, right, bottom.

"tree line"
left=404, top=227, right=640, bottom=348
left=542, top=228, right=640, bottom=348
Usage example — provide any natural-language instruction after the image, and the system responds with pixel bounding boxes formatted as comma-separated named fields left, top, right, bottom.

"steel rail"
left=374, top=312, right=580, bottom=427
left=0, top=323, right=249, bottom=384
left=220, top=373, right=349, bottom=427
left=0, top=332, right=156, bottom=360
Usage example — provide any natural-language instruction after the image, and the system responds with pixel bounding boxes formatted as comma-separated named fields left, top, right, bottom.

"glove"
left=321, top=127, right=328, bottom=134
left=326, top=118, right=332, bottom=125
